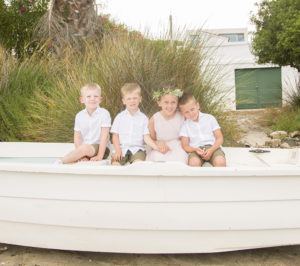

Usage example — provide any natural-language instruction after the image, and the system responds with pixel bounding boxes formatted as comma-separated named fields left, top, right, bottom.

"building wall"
left=188, top=29, right=299, bottom=110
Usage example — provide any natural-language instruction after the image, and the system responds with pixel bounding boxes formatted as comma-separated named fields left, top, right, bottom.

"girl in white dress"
left=147, top=87, right=188, bottom=164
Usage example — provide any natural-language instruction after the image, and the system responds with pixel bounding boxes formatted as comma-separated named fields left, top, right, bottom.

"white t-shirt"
left=111, top=109, right=150, bottom=156
left=179, top=111, right=220, bottom=148
left=74, top=107, right=111, bottom=145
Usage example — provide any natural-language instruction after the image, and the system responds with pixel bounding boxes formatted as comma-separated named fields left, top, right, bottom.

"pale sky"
left=99, top=0, right=259, bottom=37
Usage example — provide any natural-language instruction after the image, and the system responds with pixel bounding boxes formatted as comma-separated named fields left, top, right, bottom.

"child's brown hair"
left=178, top=92, right=197, bottom=106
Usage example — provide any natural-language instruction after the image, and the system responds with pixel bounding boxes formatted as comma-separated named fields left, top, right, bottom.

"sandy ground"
left=1, top=109, right=299, bottom=265
left=1, top=244, right=300, bottom=266
left=228, top=109, right=272, bottom=147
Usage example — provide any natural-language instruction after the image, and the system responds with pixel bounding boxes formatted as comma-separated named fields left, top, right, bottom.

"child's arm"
left=148, top=116, right=157, bottom=140
left=90, top=127, right=110, bottom=161
left=181, top=136, right=205, bottom=156
left=202, top=129, right=223, bottom=161
left=74, top=131, right=82, bottom=148
left=112, top=133, right=122, bottom=161
left=148, top=116, right=170, bottom=154
left=144, top=134, right=159, bottom=151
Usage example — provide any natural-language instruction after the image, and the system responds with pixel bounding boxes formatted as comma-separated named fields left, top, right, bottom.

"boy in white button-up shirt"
left=58, top=83, right=111, bottom=164
left=111, top=83, right=159, bottom=165
left=179, top=93, right=226, bottom=167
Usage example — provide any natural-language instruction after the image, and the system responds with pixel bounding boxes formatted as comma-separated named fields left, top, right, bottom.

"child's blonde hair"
left=121, top=83, right=141, bottom=97
left=178, top=92, right=197, bottom=107
left=80, top=83, right=101, bottom=96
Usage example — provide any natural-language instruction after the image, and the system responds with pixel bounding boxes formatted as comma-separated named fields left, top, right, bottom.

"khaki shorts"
left=111, top=149, right=146, bottom=165
left=91, top=144, right=110, bottom=159
left=189, top=145, right=225, bottom=165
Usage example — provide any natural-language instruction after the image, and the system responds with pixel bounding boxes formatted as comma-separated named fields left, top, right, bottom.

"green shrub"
left=267, top=107, right=300, bottom=133
left=0, top=0, right=49, bottom=58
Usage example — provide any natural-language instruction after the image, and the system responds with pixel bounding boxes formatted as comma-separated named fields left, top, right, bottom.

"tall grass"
left=285, top=76, right=300, bottom=110
left=0, top=30, right=233, bottom=143
left=265, top=107, right=300, bottom=132
left=265, top=75, right=300, bottom=133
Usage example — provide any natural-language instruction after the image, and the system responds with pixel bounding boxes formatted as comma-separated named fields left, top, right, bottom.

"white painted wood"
left=0, top=142, right=300, bottom=253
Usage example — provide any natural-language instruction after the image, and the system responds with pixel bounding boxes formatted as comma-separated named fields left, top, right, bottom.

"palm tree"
left=36, top=0, right=102, bottom=50
left=53, top=0, right=99, bottom=38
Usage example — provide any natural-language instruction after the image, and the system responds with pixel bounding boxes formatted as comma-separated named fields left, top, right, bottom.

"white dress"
left=147, top=111, right=188, bottom=164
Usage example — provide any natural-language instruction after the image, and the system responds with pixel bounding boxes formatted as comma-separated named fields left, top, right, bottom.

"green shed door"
left=235, top=67, right=282, bottom=109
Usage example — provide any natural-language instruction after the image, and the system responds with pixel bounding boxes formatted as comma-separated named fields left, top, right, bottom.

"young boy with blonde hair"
left=57, top=83, right=111, bottom=164
left=179, top=92, right=226, bottom=167
left=111, top=83, right=159, bottom=165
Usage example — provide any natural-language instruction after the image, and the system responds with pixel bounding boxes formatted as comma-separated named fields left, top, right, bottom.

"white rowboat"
left=0, top=142, right=300, bottom=253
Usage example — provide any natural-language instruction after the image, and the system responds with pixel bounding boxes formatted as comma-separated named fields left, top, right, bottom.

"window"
left=219, top=33, right=244, bottom=42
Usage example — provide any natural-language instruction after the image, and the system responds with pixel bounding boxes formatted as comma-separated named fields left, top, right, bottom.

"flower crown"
left=152, top=87, right=183, bottom=101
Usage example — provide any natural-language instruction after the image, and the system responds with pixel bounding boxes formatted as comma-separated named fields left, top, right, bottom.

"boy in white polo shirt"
left=179, top=92, right=226, bottom=167
left=58, top=83, right=111, bottom=164
left=111, top=83, right=159, bottom=166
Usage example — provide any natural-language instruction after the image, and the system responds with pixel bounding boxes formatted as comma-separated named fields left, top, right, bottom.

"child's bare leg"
left=188, top=156, right=202, bottom=167
left=61, top=144, right=95, bottom=164
left=212, top=155, right=226, bottom=167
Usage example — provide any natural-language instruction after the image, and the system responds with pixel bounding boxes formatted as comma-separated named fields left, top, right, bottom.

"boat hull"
left=0, top=142, right=300, bottom=253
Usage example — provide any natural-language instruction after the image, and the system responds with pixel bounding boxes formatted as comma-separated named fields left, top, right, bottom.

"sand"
left=1, top=244, right=300, bottom=265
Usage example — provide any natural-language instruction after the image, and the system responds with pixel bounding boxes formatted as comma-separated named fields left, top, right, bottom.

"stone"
left=277, top=131, right=288, bottom=137
left=283, top=137, right=297, bottom=147
left=280, top=142, right=290, bottom=149
left=290, top=131, right=300, bottom=138
left=270, top=131, right=287, bottom=139
left=264, top=140, right=271, bottom=147
left=269, top=139, right=281, bottom=148
left=270, top=132, right=280, bottom=139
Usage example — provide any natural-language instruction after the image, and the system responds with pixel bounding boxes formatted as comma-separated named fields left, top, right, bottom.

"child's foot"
left=54, top=159, right=63, bottom=164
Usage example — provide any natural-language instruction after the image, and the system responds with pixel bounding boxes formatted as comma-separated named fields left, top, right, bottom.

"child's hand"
left=112, top=151, right=122, bottom=161
left=195, top=148, right=205, bottom=156
left=157, top=141, right=170, bottom=154
left=202, top=148, right=213, bottom=161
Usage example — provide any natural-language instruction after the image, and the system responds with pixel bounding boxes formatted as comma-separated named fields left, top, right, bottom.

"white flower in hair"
left=152, top=87, right=183, bottom=101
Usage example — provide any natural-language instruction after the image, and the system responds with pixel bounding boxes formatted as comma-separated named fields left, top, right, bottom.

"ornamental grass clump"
left=0, top=45, right=16, bottom=88
left=0, top=29, right=233, bottom=143
left=0, top=56, right=55, bottom=141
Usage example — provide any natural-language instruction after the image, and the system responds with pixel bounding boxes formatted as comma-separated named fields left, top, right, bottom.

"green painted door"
left=235, top=67, right=282, bottom=109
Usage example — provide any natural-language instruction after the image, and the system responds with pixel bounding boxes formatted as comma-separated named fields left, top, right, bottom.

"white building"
left=187, top=28, right=298, bottom=110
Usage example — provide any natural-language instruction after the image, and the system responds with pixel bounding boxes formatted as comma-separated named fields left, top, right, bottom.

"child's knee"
left=78, top=144, right=95, bottom=157
left=212, top=155, right=226, bottom=167
left=188, top=157, right=202, bottom=167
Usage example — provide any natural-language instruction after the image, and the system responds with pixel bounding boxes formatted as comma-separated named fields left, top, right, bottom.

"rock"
left=270, top=132, right=280, bottom=139
left=283, top=137, right=297, bottom=147
left=290, top=131, right=300, bottom=138
left=240, top=132, right=271, bottom=147
left=270, top=131, right=287, bottom=139
left=280, top=142, right=290, bottom=149
left=266, top=139, right=281, bottom=148
left=264, top=140, right=271, bottom=147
